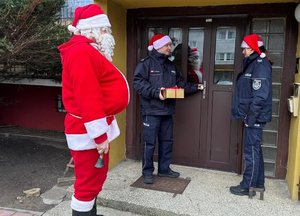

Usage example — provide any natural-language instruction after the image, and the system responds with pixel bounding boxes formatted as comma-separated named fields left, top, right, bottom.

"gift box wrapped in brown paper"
left=162, top=87, right=184, bottom=99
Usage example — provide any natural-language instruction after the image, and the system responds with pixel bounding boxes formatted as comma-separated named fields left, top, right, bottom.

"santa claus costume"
left=58, top=4, right=129, bottom=216
left=187, top=48, right=203, bottom=83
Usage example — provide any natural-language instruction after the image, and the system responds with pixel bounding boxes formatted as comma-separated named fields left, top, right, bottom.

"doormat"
left=130, top=175, right=191, bottom=194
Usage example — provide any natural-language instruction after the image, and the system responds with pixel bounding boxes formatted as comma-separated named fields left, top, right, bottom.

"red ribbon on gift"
left=169, top=86, right=183, bottom=98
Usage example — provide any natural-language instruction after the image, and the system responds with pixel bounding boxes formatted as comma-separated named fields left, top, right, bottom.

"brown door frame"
left=275, top=13, right=298, bottom=178
left=126, top=3, right=297, bottom=179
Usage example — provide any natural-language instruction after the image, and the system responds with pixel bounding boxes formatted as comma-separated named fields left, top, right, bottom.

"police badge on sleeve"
left=252, top=79, right=261, bottom=90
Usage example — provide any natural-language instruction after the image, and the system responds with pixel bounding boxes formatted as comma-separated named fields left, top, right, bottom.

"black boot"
left=72, top=210, right=91, bottom=216
left=229, top=185, right=256, bottom=196
left=90, top=200, right=104, bottom=216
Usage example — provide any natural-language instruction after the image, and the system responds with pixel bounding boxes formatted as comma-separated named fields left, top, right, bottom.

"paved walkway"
left=2, top=160, right=300, bottom=216
left=0, top=208, right=42, bottom=216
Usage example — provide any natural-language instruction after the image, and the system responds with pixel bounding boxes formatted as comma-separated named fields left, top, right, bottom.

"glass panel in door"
left=214, top=27, right=236, bottom=85
left=205, top=22, right=242, bottom=171
left=188, top=28, right=204, bottom=83
left=148, top=27, right=168, bottom=40
left=172, top=26, right=205, bottom=165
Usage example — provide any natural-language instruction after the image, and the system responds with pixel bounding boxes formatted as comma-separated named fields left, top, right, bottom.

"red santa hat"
left=68, top=4, right=111, bottom=33
left=241, top=34, right=266, bottom=58
left=148, top=34, right=172, bottom=51
left=189, top=48, right=200, bottom=57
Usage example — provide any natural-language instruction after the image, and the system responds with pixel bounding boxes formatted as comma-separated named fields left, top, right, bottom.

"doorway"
left=134, top=17, right=246, bottom=172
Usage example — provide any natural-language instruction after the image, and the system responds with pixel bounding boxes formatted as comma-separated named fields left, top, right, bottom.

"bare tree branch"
left=0, top=0, right=69, bottom=81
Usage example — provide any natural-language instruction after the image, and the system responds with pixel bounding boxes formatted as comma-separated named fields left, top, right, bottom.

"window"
left=227, top=31, right=235, bottom=39
left=59, top=0, right=94, bottom=25
left=57, top=95, right=66, bottom=113
left=216, top=53, right=225, bottom=61
left=216, top=53, right=234, bottom=62
left=217, top=28, right=236, bottom=40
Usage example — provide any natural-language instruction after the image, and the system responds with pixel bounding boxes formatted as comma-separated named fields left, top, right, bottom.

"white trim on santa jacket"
left=65, top=118, right=120, bottom=150
left=71, top=196, right=95, bottom=212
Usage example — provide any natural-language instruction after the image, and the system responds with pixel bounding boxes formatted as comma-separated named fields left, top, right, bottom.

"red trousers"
left=70, top=149, right=109, bottom=212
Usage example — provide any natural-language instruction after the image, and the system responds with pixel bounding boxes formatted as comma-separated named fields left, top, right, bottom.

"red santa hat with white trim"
left=68, top=4, right=111, bottom=33
left=148, top=34, right=172, bottom=51
left=241, top=33, right=266, bottom=58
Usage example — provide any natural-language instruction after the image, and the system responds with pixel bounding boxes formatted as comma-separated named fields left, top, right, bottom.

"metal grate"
left=131, top=176, right=191, bottom=194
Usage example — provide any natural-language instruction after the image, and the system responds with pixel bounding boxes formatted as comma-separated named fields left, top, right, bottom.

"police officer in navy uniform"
left=133, top=34, right=204, bottom=184
left=230, top=34, right=272, bottom=196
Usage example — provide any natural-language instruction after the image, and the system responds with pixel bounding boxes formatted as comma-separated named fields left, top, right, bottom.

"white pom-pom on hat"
left=148, top=45, right=154, bottom=51
left=260, top=52, right=266, bottom=58
left=68, top=25, right=77, bottom=33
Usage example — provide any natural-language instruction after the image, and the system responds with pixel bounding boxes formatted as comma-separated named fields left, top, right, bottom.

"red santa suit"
left=58, top=34, right=129, bottom=211
left=187, top=48, right=203, bottom=83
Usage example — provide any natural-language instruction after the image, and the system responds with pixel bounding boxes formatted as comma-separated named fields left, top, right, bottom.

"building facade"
left=99, top=0, right=299, bottom=200
left=0, top=0, right=299, bottom=200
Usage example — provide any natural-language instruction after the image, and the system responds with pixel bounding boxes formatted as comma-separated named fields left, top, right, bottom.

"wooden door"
left=136, top=17, right=246, bottom=172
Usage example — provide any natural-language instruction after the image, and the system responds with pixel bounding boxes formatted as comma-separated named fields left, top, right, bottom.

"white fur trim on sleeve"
left=84, top=117, right=108, bottom=139
left=107, top=118, right=120, bottom=142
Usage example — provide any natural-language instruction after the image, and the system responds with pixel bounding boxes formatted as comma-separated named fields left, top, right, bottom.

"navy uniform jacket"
left=232, top=53, right=272, bottom=127
left=133, top=49, right=198, bottom=116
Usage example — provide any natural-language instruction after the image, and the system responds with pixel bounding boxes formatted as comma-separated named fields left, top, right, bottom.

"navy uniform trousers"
left=240, top=125, right=265, bottom=189
left=142, top=115, right=173, bottom=177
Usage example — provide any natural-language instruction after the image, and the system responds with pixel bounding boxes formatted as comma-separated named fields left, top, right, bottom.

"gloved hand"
left=96, top=139, right=110, bottom=154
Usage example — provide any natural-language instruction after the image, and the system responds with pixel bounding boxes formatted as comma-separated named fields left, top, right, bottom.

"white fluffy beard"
left=96, top=32, right=115, bottom=62
left=80, top=27, right=115, bottom=62
left=188, top=57, right=200, bottom=70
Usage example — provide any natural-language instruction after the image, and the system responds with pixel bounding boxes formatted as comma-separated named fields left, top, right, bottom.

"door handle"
left=202, top=80, right=207, bottom=99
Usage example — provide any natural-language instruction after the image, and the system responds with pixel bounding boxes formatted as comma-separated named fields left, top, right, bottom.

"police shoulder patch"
left=252, top=79, right=262, bottom=90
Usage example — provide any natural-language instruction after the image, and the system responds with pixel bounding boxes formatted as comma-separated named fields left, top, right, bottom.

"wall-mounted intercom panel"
left=287, top=83, right=300, bottom=117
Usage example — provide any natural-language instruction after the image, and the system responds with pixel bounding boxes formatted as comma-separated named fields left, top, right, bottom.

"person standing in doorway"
left=58, top=4, right=129, bottom=216
left=187, top=47, right=203, bottom=83
left=133, top=34, right=204, bottom=184
left=230, top=33, right=272, bottom=196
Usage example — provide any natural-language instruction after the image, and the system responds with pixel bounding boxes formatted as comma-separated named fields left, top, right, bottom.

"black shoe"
left=158, top=169, right=180, bottom=178
left=230, top=185, right=255, bottom=196
left=143, top=175, right=154, bottom=184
